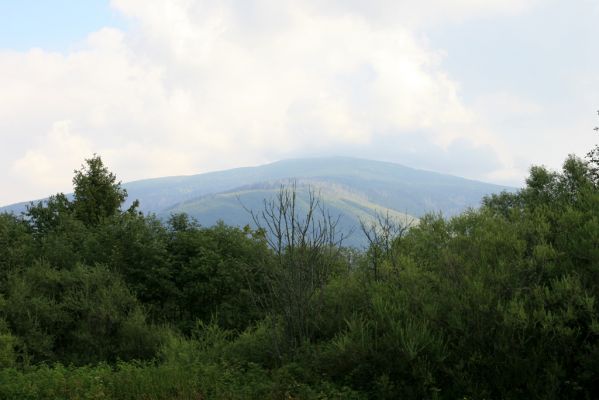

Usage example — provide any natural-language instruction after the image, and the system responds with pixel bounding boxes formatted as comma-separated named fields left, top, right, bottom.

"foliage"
left=0, top=261, right=165, bottom=365
left=1, top=150, right=599, bottom=398
left=164, top=216, right=271, bottom=333
left=71, top=155, right=134, bottom=226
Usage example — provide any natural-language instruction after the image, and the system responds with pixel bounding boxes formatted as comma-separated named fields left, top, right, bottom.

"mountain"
left=163, top=179, right=417, bottom=247
left=0, top=157, right=514, bottom=246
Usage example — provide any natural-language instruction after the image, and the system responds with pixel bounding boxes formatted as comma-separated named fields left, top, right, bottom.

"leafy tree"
left=1, top=261, right=164, bottom=365
left=71, top=155, right=136, bottom=226
left=25, top=196, right=87, bottom=270
left=165, top=216, right=270, bottom=333
left=0, top=213, right=32, bottom=281
left=25, top=193, right=73, bottom=236
left=95, top=213, right=174, bottom=316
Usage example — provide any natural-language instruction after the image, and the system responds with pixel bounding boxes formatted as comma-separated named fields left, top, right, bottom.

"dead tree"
left=245, top=182, right=345, bottom=349
left=360, top=211, right=413, bottom=281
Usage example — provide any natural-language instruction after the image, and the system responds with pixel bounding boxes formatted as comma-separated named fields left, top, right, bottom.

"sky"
left=1, top=0, right=598, bottom=206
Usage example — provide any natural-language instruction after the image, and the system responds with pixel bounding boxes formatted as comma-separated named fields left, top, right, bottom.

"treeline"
left=0, top=149, right=598, bottom=399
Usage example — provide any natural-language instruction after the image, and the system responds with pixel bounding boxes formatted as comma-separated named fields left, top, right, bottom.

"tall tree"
left=71, top=155, right=130, bottom=226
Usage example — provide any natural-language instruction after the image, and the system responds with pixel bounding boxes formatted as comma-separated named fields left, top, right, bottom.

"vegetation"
left=1, top=130, right=598, bottom=399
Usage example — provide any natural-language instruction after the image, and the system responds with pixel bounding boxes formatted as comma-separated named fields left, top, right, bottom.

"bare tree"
left=244, top=182, right=346, bottom=349
left=360, top=211, right=413, bottom=280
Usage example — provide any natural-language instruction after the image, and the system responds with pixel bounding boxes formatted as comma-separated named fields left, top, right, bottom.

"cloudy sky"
left=1, top=0, right=598, bottom=206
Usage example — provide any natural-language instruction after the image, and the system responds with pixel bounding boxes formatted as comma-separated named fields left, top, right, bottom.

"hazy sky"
left=1, top=0, right=598, bottom=205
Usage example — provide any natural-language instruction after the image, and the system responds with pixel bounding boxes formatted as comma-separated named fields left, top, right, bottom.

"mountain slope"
left=1, top=157, right=514, bottom=244
left=163, top=180, right=417, bottom=247
left=124, top=157, right=513, bottom=216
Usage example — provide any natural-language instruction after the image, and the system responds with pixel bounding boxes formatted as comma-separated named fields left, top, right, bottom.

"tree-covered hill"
left=1, top=157, right=513, bottom=247
left=121, top=157, right=513, bottom=217
left=162, top=179, right=417, bottom=247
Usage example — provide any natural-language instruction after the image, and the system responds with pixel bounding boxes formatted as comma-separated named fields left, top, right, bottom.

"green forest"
left=0, top=136, right=598, bottom=399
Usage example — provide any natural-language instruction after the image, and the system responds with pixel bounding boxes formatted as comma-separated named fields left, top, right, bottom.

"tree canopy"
left=71, top=155, right=131, bottom=225
left=1, top=145, right=598, bottom=399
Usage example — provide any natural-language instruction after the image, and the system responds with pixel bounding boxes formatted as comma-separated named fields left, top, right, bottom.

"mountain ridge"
left=1, top=157, right=515, bottom=244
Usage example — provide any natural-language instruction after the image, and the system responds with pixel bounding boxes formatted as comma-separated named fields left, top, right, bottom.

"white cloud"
left=0, top=0, right=543, bottom=204
left=11, top=121, right=92, bottom=197
left=298, top=0, right=539, bottom=28
left=473, top=92, right=543, bottom=123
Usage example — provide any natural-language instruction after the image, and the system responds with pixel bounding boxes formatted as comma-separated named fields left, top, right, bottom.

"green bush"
left=1, top=262, right=165, bottom=365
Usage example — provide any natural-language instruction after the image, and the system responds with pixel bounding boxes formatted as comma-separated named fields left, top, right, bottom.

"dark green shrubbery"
left=1, top=261, right=164, bottom=365
left=1, top=149, right=598, bottom=399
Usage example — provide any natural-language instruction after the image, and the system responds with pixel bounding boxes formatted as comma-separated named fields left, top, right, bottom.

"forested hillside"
left=0, top=157, right=512, bottom=247
left=1, top=144, right=598, bottom=398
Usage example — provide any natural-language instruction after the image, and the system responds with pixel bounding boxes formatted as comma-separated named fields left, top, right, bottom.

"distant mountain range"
left=1, top=157, right=515, bottom=247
